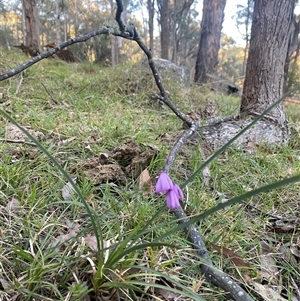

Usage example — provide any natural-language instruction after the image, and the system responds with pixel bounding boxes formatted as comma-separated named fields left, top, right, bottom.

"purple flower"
left=166, top=189, right=181, bottom=209
left=155, top=172, right=173, bottom=194
left=155, top=171, right=185, bottom=210
left=173, top=184, right=185, bottom=201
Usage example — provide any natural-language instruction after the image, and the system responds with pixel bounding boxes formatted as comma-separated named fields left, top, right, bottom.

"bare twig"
left=115, top=0, right=193, bottom=125
left=15, top=72, right=24, bottom=95
left=41, top=82, right=59, bottom=104
left=0, top=138, right=36, bottom=146
left=291, top=276, right=300, bottom=301
left=174, top=208, right=254, bottom=301
left=0, top=28, right=111, bottom=81
left=164, top=123, right=199, bottom=173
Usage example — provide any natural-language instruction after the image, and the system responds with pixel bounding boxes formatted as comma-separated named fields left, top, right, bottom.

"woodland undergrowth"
left=0, top=39, right=300, bottom=301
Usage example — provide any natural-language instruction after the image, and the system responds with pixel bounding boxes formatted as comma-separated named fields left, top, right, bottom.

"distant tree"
left=283, top=14, right=300, bottom=93
left=194, top=0, right=226, bottom=84
left=22, top=0, right=40, bottom=55
left=218, top=35, right=244, bottom=82
left=169, top=0, right=197, bottom=65
left=234, top=1, right=253, bottom=75
left=157, top=0, right=169, bottom=59
left=55, top=0, right=63, bottom=45
left=147, top=0, right=154, bottom=52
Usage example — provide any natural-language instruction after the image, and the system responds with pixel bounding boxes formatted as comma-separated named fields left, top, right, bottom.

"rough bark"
left=194, top=0, right=226, bottom=84
left=158, top=0, right=169, bottom=59
left=22, top=0, right=40, bottom=55
left=240, top=0, right=295, bottom=126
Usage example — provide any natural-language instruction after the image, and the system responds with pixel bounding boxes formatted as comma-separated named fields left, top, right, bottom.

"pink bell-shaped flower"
left=166, top=188, right=181, bottom=209
left=155, top=172, right=173, bottom=194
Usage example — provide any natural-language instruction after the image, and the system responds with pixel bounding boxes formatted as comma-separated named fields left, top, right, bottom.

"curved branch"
left=174, top=208, right=254, bottom=301
left=0, top=28, right=110, bottom=81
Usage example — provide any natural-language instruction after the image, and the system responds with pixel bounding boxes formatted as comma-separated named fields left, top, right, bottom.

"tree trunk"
left=242, top=0, right=252, bottom=75
left=283, top=16, right=300, bottom=94
left=147, top=0, right=154, bottom=53
left=55, top=0, right=62, bottom=45
left=194, top=0, right=226, bottom=84
left=240, top=0, right=295, bottom=128
left=22, top=0, right=40, bottom=55
left=194, top=0, right=295, bottom=152
left=158, top=0, right=169, bottom=60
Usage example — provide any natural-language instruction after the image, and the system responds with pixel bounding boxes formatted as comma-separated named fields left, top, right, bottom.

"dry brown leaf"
left=137, top=168, right=153, bottom=191
left=259, top=241, right=279, bottom=282
left=248, top=282, right=286, bottom=301
left=61, top=178, right=77, bottom=201
left=290, top=246, right=300, bottom=258
left=47, top=230, right=78, bottom=251
left=211, top=243, right=251, bottom=268
left=154, top=287, right=181, bottom=300
left=0, top=277, right=11, bottom=289
left=83, top=234, right=98, bottom=252
left=6, top=197, right=20, bottom=211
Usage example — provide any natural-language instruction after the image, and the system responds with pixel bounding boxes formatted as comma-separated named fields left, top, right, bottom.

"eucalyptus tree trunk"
left=22, top=0, right=40, bottom=55
left=196, top=0, right=295, bottom=152
left=240, top=0, right=295, bottom=128
left=194, top=0, right=226, bottom=84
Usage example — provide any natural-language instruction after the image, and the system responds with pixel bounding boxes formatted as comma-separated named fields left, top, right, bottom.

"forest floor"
left=0, top=49, right=300, bottom=301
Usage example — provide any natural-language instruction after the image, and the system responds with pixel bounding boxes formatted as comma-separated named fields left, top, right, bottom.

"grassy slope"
left=0, top=49, right=300, bottom=300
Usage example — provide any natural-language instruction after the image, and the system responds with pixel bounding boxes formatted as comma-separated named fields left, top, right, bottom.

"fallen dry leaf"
left=83, top=234, right=98, bottom=252
left=137, top=168, right=152, bottom=190
left=61, top=178, right=77, bottom=201
left=154, top=287, right=181, bottom=300
left=248, top=281, right=286, bottom=301
left=259, top=241, right=279, bottom=282
left=0, top=277, right=11, bottom=289
left=211, top=243, right=251, bottom=268
left=6, top=197, right=20, bottom=211
left=47, top=230, right=78, bottom=251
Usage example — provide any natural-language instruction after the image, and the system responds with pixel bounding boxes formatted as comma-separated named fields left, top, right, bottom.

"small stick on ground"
left=0, top=138, right=37, bottom=146
left=291, top=276, right=300, bottom=301
left=41, top=82, right=59, bottom=104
